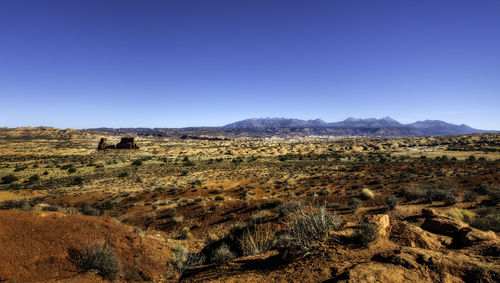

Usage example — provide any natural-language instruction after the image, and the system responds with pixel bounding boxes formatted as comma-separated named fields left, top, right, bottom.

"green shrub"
left=446, top=208, right=475, bottom=224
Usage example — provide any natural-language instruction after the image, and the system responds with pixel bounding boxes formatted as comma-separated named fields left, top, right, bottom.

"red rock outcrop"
left=97, top=137, right=138, bottom=150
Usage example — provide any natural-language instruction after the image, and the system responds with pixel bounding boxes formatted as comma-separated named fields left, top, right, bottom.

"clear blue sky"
left=1, top=0, right=499, bottom=129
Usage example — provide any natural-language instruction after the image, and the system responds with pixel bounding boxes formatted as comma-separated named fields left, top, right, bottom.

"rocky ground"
left=0, top=127, right=498, bottom=282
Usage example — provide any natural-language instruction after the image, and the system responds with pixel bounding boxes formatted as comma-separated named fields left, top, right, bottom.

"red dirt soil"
left=0, top=210, right=170, bottom=282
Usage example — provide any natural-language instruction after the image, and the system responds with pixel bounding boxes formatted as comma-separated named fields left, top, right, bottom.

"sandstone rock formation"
left=97, top=137, right=138, bottom=150
left=115, top=137, right=139, bottom=149
left=421, top=208, right=467, bottom=236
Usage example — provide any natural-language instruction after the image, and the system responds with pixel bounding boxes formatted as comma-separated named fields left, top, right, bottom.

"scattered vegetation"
left=76, top=241, right=121, bottom=281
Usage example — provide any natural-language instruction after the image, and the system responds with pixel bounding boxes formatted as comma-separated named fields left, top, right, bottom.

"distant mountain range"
left=222, top=117, right=488, bottom=136
left=87, top=117, right=493, bottom=138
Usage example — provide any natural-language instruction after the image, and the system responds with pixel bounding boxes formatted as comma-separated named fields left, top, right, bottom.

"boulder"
left=363, top=214, right=390, bottom=237
left=390, top=220, right=443, bottom=250
left=458, top=227, right=497, bottom=246
left=421, top=208, right=467, bottom=236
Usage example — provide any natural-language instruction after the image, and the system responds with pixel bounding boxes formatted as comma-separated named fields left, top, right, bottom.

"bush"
left=473, top=183, right=490, bottom=195
left=239, top=224, right=276, bottom=256
left=42, top=204, right=60, bottom=211
left=1, top=174, right=18, bottom=184
left=167, top=244, right=206, bottom=275
left=355, top=221, right=378, bottom=246
left=464, top=190, right=479, bottom=202
left=81, top=205, right=100, bottom=216
left=68, top=167, right=76, bottom=173
left=99, top=201, right=115, bottom=210
left=131, top=160, right=143, bottom=166
left=275, top=201, right=301, bottom=216
left=348, top=197, right=362, bottom=211
left=28, top=174, right=40, bottom=182
left=211, top=243, right=235, bottom=265
left=77, top=241, right=121, bottom=281
left=279, top=206, right=342, bottom=255
left=470, top=214, right=500, bottom=232
left=487, top=186, right=500, bottom=205
left=384, top=195, right=399, bottom=210
left=360, top=188, right=374, bottom=200
left=403, top=181, right=458, bottom=205
left=446, top=208, right=475, bottom=224
left=176, top=227, right=191, bottom=240
left=402, top=187, right=426, bottom=202
left=71, top=177, right=84, bottom=186
left=0, top=199, right=30, bottom=210
left=470, top=207, right=500, bottom=232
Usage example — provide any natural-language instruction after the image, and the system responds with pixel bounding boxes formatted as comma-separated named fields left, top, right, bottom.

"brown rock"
left=458, top=227, right=497, bottom=246
left=97, top=138, right=109, bottom=150
left=346, top=262, right=432, bottom=283
left=363, top=214, right=390, bottom=237
left=421, top=209, right=467, bottom=236
left=97, top=137, right=138, bottom=150
left=422, top=208, right=440, bottom=218
left=390, top=220, right=443, bottom=250
left=115, top=137, right=139, bottom=149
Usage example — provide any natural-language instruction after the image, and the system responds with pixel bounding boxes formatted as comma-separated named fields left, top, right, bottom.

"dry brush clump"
left=211, top=243, right=236, bottom=265
left=239, top=223, right=277, bottom=256
left=384, top=195, right=399, bottom=210
left=279, top=206, right=342, bottom=257
left=354, top=221, right=378, bottom=246
left=402, top=180, right=458, bottom=205
left=76, top=241, right=121, bottom=281
left=167, top=243, right=206, bottom=276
